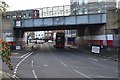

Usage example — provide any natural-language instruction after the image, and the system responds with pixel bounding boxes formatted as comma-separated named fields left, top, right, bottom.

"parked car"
left=37, top=40, right=45, bottom=44
left=48, top=40, right=53, bottom=43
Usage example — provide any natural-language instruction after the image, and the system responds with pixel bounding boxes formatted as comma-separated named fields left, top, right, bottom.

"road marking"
left=36, top=65, right=41, bottom=68
left=92, top=59, right=98, bottom=61
left=34, top=54, right=39, bottom=59
left=88, top=58, right=98, bottom=62
left=11, top=52, right=30, bottom=58
left=14, top=52, right=33, bottom=75
left=32, top=70, right=38, bottom=80
left=31, top=60, right=34, bottom=67
left=59, top=61, right=68, bottom=67
left=89, top=75, right=113, bottom=78
left=20, top=52, right=31, bottom=58
left=43, top=65, right=48, bottom=67
left=74, top=69, right=94, bottom=80
left=102, top=59, right=108, bottom=60
left=95, top=75, right=113, bottom=78
left=11, top=56, right=22, bottom=58
left=13, top=53, right=19, bottom=54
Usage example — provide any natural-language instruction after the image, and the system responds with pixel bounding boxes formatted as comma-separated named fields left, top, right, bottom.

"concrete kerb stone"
left=0, top=70, right=20, bottom=80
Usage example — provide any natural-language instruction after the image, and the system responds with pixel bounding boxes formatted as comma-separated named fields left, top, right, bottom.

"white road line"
left=74, top=69, right=94, bottom=80
left=92, top=59, right=98, bottom=61
left=102, top=59, right=108, bottom=60
left=32, top=70, right=38, bottom=80
left=59, top=61, right=68, bottom=67
left=14, top=52, right=33, bottom=75
left=31, top=61, right=34, bottom=67
left=20, top=52, right=31, bottom=58
left=11, top=56, right=22, bottom=58
left=96, top=75, right=114, bottom=78
left=88, top=58, right=98, bottom=62
left=89, top=75, right=113, bottom=78
left=34, top=54, right=39, bottom=59
left=43, top=65, right=48, bottom=67
left=13, top=53, right=19, bottom=54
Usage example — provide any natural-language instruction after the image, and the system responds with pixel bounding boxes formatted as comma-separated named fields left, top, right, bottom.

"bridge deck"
left=13, top=13, right=106, bottom=28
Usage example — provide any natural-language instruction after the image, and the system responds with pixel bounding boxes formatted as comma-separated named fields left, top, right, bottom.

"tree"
left=0, top=1, right=9, bottom=16
left=0, top=1, right=13, bottom=71
left=0, top=1, right=9, bottom=37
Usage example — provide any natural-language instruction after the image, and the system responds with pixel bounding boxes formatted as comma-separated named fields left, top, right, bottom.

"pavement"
left=0, top=44, right=32, bottom=80
left=0, top=48, right=28, bottom=80
left=66, top=44, right=119, bottom=61
left=0, top=70, right=18, bottom=80
left=0, top=60, right=19, bottom=80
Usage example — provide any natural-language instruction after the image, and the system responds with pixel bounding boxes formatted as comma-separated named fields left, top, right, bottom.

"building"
left=45, top=31, right=53, bottom=41
left=0, top=18, right=14, bottom=46
left=6, top=9, right=39, bottom=19
left=6, top=5, right=71, bottom=19
left=70, top=0, right=79, bottom=15
left=45, top=30, right=65, bottom=41
left=118, top=0, right=120, bottom=8
left=34, top=31, right=45, bottom=39
left=69, top=0, right=119, bottom=47
left=70, top=0, right=117, bottom=15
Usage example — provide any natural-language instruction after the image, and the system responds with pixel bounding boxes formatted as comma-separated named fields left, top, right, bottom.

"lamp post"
left=27, top=33, right=29, bottom=45
left=0, top=7, right=2, bottom=39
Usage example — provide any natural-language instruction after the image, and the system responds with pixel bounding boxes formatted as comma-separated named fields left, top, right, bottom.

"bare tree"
left=0, top=1, right=9, bottom=38
left=0, top=1, right=9, bottom=15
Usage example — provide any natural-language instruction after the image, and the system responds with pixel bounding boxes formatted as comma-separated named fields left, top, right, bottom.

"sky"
left=3, top=0, right=119, bottom=11
left=4, top=0, right=70, bottom=11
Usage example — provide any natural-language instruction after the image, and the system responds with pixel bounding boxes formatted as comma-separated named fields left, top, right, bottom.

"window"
left=23, top=14, right=26, bottom=18
left=6, top=15, right=10, bottom=18
left=12, top=15, right=16, bottom=18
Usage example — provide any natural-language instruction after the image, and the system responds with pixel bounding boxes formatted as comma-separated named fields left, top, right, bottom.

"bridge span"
left=13, top=13, right=106, bottom=29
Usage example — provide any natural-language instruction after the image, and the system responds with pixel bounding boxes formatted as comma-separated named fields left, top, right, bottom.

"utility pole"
left=0, top=1, right=2, bottom=39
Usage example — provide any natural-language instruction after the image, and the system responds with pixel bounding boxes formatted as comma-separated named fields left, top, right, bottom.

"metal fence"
left=36, top=5, right=71, bottom=18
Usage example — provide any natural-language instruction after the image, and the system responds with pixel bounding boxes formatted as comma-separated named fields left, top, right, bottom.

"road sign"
left=16, top=46, right=21, bottom=50
left=91, top=46, right=100, bottom=54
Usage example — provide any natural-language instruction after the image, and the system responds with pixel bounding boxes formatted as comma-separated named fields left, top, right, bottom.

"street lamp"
left=0, top=7, right=2, bottom=39
left=27, top=33, right=30, bottom=45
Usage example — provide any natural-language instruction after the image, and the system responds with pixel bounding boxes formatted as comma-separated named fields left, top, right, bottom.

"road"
left=2, top=43, right=118, bottom=80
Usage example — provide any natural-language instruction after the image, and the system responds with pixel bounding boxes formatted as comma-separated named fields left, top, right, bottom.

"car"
left=48, top=40, right=53, bottom=43
left=37, top=40, right=45, bottom=44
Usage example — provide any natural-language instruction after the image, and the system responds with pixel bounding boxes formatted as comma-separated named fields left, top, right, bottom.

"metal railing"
left=36, top=5, right=71, bottom=18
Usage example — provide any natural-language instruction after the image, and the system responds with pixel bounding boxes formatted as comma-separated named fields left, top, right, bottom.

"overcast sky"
left=4, top=0, right=70, bottom=11
left=4, top=0, right=119, bottom=11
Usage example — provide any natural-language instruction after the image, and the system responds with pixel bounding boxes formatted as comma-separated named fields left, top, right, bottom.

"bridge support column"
left=13, top=29, right=25, bottom=48
left=76, top=27, right=87, bottom=48
left=77, top=27, right=85, bottom=36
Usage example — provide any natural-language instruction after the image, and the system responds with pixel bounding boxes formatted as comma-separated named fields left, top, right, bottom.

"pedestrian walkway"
left=0, top=59, right=20, bottom=80
left=66, top=45, right=118, bottom=61
left=0, top=70, right=12, bottom=79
